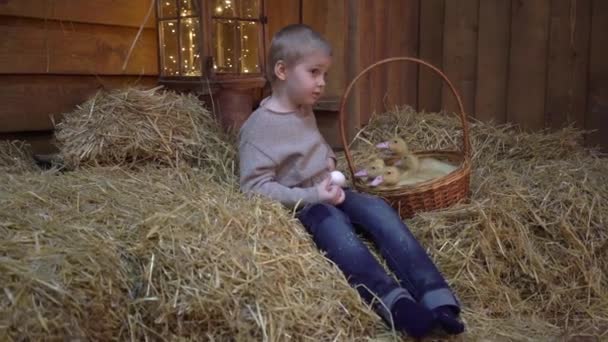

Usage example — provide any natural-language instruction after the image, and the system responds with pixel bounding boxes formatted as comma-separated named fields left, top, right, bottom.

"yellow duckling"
left=354, top=158, right=386, bottom=179
left=376, top=137, right=457, bottom=177
left=368, top=166, right=431, bottom=188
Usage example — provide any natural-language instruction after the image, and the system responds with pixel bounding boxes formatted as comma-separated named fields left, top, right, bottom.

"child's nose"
left=318, top=76, right=326, bottom=87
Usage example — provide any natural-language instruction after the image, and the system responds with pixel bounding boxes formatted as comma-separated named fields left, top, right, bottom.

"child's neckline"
left=260, top=97, right=308, bottom=115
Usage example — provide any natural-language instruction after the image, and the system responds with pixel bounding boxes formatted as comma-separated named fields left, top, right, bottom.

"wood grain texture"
left=586, top=0, right=608, bottom=150
left=302, top=0, right=346, bottom=99
left=506, top=0, right=551, bottom=131
left=265, top=0, right=300, bottom=51
left=475, top=0, right=511, bottom=123
left=545, top=0, right=591, bottom=130
left=0, top=75, right=157, bottom=132
left=385, top=0, right=419, bottom=112
left=0, top=0, right=155, bottom=28
left=417, top=0, right=444, bottom=113
left=442, top=0, right=479, bottom=116
left=0, top=17, right=158, bottom=75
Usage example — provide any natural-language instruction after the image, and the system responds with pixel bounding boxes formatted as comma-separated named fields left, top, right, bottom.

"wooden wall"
left=419, top=0, right=607, bottom=150
left=0, top=0, right=158, bottom=141
left=1, top=0, right=607, bottom=152
left=268, top=0, right=608, bottom=151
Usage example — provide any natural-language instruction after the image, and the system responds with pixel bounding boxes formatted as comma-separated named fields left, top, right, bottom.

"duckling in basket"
left=354, top=158, right=386, bottom=180
left=376, top=137, right=457, bottom=178
left=368, top=166, right=432, bottom=189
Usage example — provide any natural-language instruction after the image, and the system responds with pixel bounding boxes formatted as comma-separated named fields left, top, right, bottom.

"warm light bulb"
left=216, top=6, right=223, bottom=13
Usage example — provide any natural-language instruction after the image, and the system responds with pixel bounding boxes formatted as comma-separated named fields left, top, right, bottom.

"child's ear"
left=274, top=60, right=288, bottom=81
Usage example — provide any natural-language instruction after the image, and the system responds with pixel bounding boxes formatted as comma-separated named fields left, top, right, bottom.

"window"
left=211, top=0, right=262, bottom=74
left=156, top=0, right=265, bottom=79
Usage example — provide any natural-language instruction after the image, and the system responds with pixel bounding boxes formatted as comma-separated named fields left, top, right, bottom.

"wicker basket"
left=338, top=57, right=472, bottom=218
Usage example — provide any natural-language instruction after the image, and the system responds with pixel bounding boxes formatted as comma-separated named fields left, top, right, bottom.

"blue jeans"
left=297, top=189, right=459, bottom=312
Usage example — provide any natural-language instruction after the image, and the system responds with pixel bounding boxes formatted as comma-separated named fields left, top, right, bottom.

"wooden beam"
left=386, top=0, right=419, bottom=111
left=417, top=0, right=445, bottom=113
left=264, top=0, right=300, bottom=53
left=506, top=0, right=551, bottom=131
left=586, top=0, right=608, bottom=150
left=0, top=75, right=157, bottom=133
left=0, top=0, right=156, bottom=28
left=442, top=0, right=479, bottom=117
left=0, top=17, right=158, bottom=75
left=475, top=0, right=511, bottom=124
left=545, top=0, right=591, bottom=130
left=302, top=0, right=346, bottom=99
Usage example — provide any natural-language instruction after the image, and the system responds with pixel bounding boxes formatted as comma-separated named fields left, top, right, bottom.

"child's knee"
left=298, top=203, right=347, bottom=231
left=301, top=203, right=341, bottom=225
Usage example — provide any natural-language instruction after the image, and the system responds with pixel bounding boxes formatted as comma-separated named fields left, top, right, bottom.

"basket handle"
left=338, top=57, right=471, bottom=183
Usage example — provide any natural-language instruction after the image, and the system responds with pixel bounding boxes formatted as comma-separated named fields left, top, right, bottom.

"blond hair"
left=266, top=24, right=332, bottom=83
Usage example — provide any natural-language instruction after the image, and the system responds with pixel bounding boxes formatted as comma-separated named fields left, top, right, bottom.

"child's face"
left=284, top=51, right=331, bottom=106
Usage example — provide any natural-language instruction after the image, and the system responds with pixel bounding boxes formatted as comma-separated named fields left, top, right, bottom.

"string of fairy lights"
left=159, top=0, right=261, bottom=77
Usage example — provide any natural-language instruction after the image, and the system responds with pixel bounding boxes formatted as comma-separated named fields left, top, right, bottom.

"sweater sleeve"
left=239, top=141, right=319, bottom=208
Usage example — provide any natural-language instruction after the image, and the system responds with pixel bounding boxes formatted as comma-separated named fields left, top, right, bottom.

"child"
left=238, top=24, right=464, bottom=338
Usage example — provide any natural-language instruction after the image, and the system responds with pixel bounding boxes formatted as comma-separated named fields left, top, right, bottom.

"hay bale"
left=3, top=104, right=607, bottom=340
left=0, top=167, right=383, bottom=341
left=0, top=140, right=38, bottom=174
left=339, top=106, right=608, bottom=339
left=54, top=87, right=236, bottom=181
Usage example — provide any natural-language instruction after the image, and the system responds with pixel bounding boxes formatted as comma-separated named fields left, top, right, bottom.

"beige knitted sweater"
left=238, top=99, right=336, bottom=208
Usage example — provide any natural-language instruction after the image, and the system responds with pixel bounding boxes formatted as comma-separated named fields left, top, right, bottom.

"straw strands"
left=54, top=86, right=236, bottom=182
left=2, top=95, right=607, bottom=340
left=0, top=140, right=38, bottom=174
left=0, top=168, right=381, bottom=341
left=343, top=106, right=608, bottom=339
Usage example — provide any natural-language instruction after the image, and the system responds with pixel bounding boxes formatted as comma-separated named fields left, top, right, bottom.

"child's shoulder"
left=239, top=106, right=277, bottom=142
left=240, top=106, right=273, bottom=138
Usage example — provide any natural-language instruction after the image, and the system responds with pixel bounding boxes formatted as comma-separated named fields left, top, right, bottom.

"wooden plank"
left=442, top=0, right=479, bottom=117
left=0, top=0, right=155, bottom=28
left=344, top=0, right=361, bottom=141
left=302, top=0, right=346, bottom=100
left=545, top=0, right=591, bottom=130
left=354, top=0, right=375, bottom=125
left=475, top=0, right=511, bottom=124
left=385, top=0, right=419, bottom=111
left=418, top=0, right=445, bottom=113
left=0, top=75, right=158, bottom=132
left=265, top=0, right=300, bottom=53
left=0, top=17, right=158, bottom=75
left=368, top=0, right=389, bottom=121
left=506, top=0, right=551, bottom=131
left=586, top=0, right=608, bottom=150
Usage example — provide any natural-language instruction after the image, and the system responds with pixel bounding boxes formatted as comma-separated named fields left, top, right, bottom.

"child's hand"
left=327, top=157, right=336, bottom=171
left=316, top=177, right=345, bottom=205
